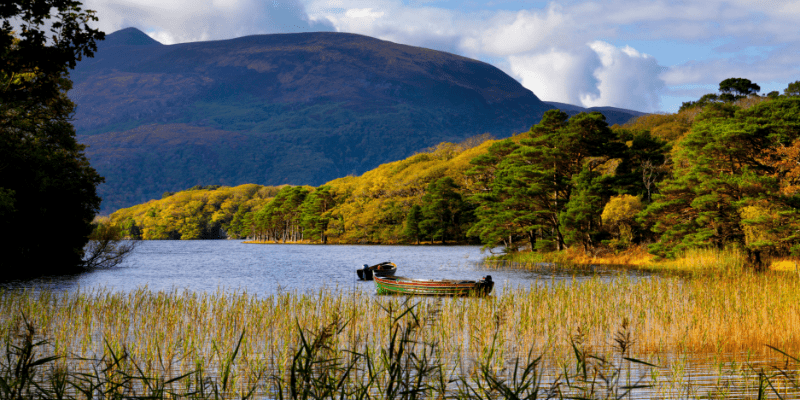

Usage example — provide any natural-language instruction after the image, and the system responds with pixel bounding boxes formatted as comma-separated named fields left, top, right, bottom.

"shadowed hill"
left=543, top=101, right=646, bottom=125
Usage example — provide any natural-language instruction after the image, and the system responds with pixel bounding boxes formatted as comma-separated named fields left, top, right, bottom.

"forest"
left=105, top=79, right=800, bottom=268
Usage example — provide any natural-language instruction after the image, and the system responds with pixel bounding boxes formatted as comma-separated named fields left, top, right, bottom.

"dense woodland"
left=107, top=79, right=800, bottom=267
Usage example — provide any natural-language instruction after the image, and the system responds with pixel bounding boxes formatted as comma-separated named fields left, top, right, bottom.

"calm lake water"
left=2, top=240, right=653, bottom=295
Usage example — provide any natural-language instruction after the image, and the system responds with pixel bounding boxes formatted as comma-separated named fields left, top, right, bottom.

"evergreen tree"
left=300, top=186, right=335, bottom=243
left=560, top=168, right=607, bottom=252
left=785, top=81, right=800, bottom=97
left=419, top=177, right=469, bottom=244
left=403, top=205, right=423, bottom=244
left=468, top=109, right=624, bottom=252
left=466, top=139, right=522, bottom=249
left=641, top=99, right=800, bottom=266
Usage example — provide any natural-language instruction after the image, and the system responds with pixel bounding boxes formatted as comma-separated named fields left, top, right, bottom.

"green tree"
left=641, top=99, right=800, bottom=267
left=718, top=77, right=760, bottom=101
left=419, top=177, right=470, bottom=244
left=468, top=110, right=625, bottom=253
left=612, top=129, right=671, bottom=202
left=300, top=186, right=335, bottom=243
left=466, top=139, right=526, bottom=250
left=560, top=168, right=607, bottom=252
left=403, top=205, right=423, bottom=244
left=679, top=79, right=761, bottom=111
left=1, top=0, right=105, bottom=276
left=679, top=94, right=721, bottom=112
left=785, top=80, right=800, bottom=97
left=253, top=186, right=310, bottom=242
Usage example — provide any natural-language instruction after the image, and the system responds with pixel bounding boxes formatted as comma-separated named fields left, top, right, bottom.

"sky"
left=83, top=0, right=800, bottom=113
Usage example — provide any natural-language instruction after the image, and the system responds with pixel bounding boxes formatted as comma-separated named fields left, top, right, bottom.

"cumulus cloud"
left=85, top=0, right=333, bottom=44
left=580, top=41, right=665, bottom=111
left=508, top=48, right=602, bottom=107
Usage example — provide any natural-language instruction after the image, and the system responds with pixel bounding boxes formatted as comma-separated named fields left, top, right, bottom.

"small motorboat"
left=357, top=261, right=397, bottom=280
left=373, top=275, right=493, bottom=296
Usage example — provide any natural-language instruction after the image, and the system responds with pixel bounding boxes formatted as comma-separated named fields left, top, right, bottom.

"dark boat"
left=374, top=275, right=493, bottom=296
left=357, top=262, right=397, bottom=280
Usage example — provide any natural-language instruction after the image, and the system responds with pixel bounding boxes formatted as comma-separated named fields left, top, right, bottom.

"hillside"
left=72, top=28, right=555, bottom=213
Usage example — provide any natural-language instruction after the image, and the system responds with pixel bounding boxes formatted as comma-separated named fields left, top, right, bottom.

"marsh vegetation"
left=3, top=264, right=800, bottom=398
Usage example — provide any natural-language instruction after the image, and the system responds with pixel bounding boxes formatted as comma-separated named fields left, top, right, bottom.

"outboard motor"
left=357, top=264, right=374, bottom=280
left=480, top=275, right=494, bottom=295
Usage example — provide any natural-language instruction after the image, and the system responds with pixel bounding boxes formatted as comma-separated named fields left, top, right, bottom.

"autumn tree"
left=601, top=194, right=644, bottom=249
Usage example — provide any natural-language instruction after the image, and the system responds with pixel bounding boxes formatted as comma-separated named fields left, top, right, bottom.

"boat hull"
left=374, top=275, right=493, bottom=296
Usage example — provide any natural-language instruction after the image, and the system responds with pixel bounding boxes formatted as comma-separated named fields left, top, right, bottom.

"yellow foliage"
left=624, top=109, right=698, bottom=142
left=110, top=134, right=498, bottom=243
left=601, top=194, right=642, bottom=242
left=738, top=204, right=777, bottom=246
left=770, top=260, right=799, bottom=271
left=109, top=184, right=282, bottom=239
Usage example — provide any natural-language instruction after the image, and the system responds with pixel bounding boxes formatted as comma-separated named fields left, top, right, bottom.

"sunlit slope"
left=107, top=136, right=497, bottom=241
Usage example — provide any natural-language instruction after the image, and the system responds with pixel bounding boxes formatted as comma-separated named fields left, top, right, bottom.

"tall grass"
left=1, top=271, right=799, bottom=398
left=496, top=246, right=750, bottom=274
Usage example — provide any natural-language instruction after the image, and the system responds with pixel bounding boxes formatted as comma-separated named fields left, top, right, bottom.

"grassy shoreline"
left=492, top=245, right=800, bottom=274
left=2, top=269, right=800, bottom=397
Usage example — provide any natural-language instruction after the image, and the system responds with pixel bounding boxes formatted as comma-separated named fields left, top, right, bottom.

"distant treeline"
left=106, top=79, right=800, bottom=267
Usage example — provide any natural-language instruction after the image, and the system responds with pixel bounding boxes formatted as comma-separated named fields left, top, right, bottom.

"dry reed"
left=1, top=271, right=799, bottom=397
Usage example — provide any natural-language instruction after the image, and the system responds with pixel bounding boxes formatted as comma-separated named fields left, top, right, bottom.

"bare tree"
left=83, top=224, right=138, bottom=270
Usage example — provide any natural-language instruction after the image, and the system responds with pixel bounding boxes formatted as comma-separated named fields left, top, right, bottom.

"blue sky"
left=86, top=0, right=800, bottom=113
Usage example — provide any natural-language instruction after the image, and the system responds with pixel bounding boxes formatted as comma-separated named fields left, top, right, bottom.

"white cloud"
left=475, top=6, right=569, bottom=56
left=344, top=8, right=384, bottom=20
left=508, top=48, right=601, bottom=107
left=85, top=0, right=333, bottom=44
left=580, top=41, right=664, bottom=111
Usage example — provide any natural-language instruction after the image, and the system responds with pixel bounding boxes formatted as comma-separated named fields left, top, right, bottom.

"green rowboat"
left=374, top=275, right=493, bottom=296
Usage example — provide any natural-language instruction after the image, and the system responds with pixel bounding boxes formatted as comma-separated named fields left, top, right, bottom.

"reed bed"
left=496, top=246, right=756, bottom=274
left=2, top=272, right=800, bottom=398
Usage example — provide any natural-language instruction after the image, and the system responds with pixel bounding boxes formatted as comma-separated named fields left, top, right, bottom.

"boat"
left=373, top=275, right=493, bottom=296
left=357, top=261, right=397, bottom=280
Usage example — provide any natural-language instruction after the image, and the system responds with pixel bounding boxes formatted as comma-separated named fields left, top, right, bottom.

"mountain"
left=542, top=102, right=646, bottom=125
left=71, top=28, right=645, bottom=213
left=72, top=28, right=557, bottom=213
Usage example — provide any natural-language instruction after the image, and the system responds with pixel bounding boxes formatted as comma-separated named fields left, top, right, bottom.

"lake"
left=2, top=240, right=654, bottom=294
